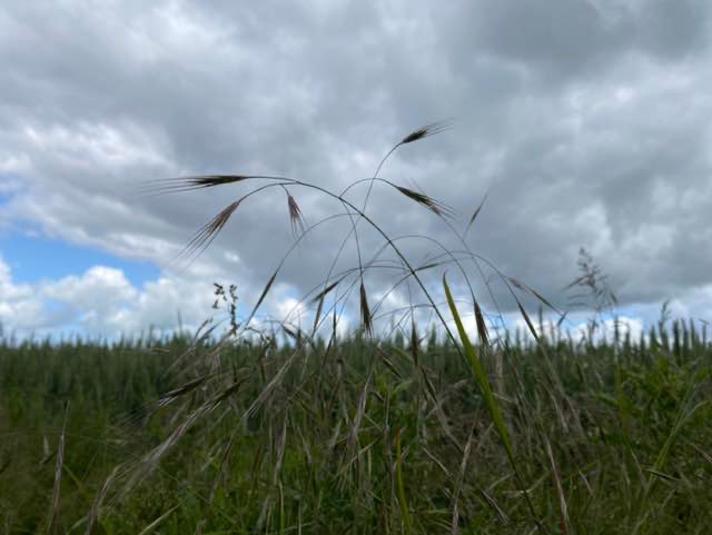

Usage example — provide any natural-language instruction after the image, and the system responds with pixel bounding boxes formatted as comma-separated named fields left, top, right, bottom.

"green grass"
left=1, top=320, right=710, bottom=534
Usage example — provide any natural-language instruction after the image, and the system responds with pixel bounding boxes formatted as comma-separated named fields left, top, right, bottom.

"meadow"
left=2, top=124, right=710, bottom=534
left=1, top=319, right=710, bottom=534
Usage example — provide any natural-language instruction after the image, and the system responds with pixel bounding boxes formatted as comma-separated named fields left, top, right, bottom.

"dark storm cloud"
left=1, top=0, right=712, bottom=330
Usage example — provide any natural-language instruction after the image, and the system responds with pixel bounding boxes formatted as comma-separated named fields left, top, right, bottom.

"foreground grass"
left=1, top=324, right=711, bottom=534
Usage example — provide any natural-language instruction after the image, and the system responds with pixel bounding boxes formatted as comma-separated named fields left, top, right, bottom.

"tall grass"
left=1, top=125, right=711, bottom=533
left=1, top=325, right=710, bottom=533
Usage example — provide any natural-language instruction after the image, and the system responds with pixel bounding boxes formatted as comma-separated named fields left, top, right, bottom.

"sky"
left=1, top=0, right=711, bottom=340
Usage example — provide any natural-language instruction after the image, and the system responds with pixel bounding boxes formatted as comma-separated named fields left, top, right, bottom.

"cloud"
left=1, top=0, right=712, bottom=336
left=0, top=257, right=209, bottom=337
left=0, top=255, right=358, bottom=340
left=0, top=258, right=43, bottom=330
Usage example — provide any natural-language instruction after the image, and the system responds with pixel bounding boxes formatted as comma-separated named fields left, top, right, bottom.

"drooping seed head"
left=140, top=175, right=250, bottom=196
left=393, top=185, right=454, bottom=218
left=400, top=121, right=451, bottom=145
left=287, top=193, right=306, bottom=235
left=180, top=200, right=241, bottom=259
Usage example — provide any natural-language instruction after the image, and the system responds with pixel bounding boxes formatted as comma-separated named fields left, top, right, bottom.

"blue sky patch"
left=0, top=232, right=160, bottom=287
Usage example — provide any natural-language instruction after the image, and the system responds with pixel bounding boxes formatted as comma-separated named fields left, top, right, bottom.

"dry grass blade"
left=135, top=404, right=211, bottom=482
left=416, top=363, right=463, bottom=453
left=400, top=121, right=452, bottom=145
left=128, top=380, right=245, bottom=492
left=211, top=380, right=246, bottom=408
left=140, top=175, right=250, bottom=195
left=158, top=374, right=212, bottom=407
left=136, top=505, right=179, bottom=535
left=47, top=402, right=69, bottom=535
left=85, top=465, right=121, bottom=535
left=394, top=428, right=414, bottom=535
left=242, top=350, right=300, bottom=421
left=272, top=416, right=288, bottom=485
left=422, top=447, right=451, bottom=477
left=360, top=281, right=372, bottom=335
left=687, top=441, right=712, bottom=465
left=393, top=185, right=454, bottom=218
left=348, top=370, right=372, bottom=451
left=376, top=347, right=403, bottom=378
left=451, top=428, right=475, bottom=535
left=180, top=200, right=241, bottom=260
left=545, top=437, right=570, bottom=535
left=480, top=489, right=510, bottom=525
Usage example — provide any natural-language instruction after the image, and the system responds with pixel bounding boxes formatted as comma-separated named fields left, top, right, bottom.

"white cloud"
left=0, top=257, right=215, bottom=338
left=0, top=258, right=47, bottom=330
left=0, top=256, right=347, bottom=340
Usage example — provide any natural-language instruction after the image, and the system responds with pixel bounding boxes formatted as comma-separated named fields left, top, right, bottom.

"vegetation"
left=1, top=321, right=710, bottom=534
left=2, top=124, right=710, bottom=533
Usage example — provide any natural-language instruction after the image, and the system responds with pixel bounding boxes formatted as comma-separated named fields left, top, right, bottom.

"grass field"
left=1, top=317, right=710, bottom=534
left=3, top=125, right=710, bottom=534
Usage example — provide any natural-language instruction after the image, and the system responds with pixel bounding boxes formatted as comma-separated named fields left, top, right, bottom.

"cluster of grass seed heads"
left=150, top=122, right=459, bottom=334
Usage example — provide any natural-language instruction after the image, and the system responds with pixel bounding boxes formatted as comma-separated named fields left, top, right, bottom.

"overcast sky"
left=1, top=0, right=711, bottom=339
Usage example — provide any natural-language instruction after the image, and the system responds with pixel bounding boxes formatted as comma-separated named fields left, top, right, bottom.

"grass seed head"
left=287, top=193, right=306, bottom=235
left=394, top=185, right=454, bottom=218
left=187, top=175, right=250, bottom=188
left=141, top=175, right=250, bottom=196
left=400, top=121, right=451, bottom=145
left=360, top=281, right=372, bottom=335
left=181, top=200, right=241, bottom=258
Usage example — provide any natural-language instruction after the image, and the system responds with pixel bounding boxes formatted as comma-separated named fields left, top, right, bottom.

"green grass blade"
left=444, top=276, right=544, bottom=532
left=443, top=276, right=513, bottom=462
